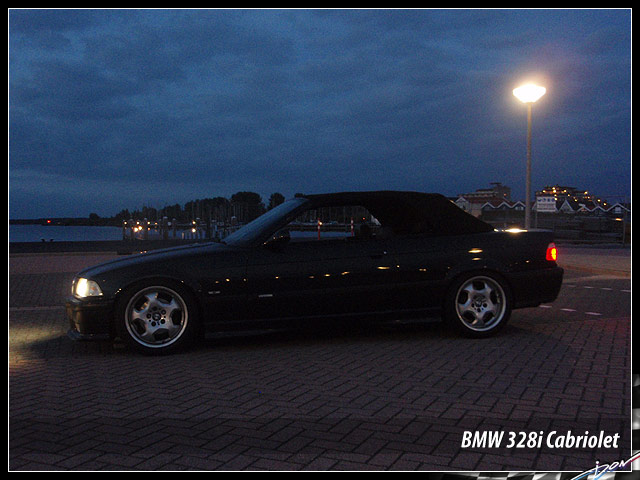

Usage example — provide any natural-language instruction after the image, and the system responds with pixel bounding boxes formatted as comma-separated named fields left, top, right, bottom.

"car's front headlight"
left=73, top=278, right=103, bottom=298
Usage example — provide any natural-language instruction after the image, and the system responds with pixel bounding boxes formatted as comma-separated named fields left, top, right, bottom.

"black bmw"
left=66, top=191, right=563, bottom=354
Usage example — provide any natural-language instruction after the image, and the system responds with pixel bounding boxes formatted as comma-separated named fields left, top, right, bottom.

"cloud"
left=9, top=9, right=631, bottom=218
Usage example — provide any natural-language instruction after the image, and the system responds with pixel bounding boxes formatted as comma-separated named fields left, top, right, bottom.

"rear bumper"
left=508, top=266, right=564, bottom=309
left=65, top=296, right=114, bottom=340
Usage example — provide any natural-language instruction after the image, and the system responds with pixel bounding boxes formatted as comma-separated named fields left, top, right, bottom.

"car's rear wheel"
left=115, top=281, right=199, bottom=354
left=444, top=272, right=512, bottom=337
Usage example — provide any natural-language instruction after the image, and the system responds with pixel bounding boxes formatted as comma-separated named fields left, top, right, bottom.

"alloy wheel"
left=124, top=286, right=189, bottom=348
left=454, top=275, right=507, bottom=332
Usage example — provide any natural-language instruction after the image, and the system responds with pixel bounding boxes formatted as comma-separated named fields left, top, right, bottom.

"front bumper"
left=65, top=295, right=114, bottom=340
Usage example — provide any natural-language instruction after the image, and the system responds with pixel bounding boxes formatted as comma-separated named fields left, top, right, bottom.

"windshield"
left=223, top=198, right=307, bottom=246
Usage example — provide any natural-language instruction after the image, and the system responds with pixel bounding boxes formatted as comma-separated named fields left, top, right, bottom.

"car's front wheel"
left=115, top=281, right=199, bottom=354
left=443, top=272, right=512, bottom=337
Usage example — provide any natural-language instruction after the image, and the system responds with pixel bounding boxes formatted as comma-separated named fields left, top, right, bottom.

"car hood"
left=76, top=241, right=236, bottom=278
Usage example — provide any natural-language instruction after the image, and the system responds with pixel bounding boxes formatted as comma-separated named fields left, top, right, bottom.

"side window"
left=284, top=205, right=382, bottom=243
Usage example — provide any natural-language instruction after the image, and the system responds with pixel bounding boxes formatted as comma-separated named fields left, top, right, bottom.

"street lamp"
left=513, top=83, right=546, bottom=229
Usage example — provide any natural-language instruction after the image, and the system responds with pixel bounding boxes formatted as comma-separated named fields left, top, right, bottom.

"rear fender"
left=444, top=258, right=509, bottom=285
left=441, top=264, right=513, bottom=314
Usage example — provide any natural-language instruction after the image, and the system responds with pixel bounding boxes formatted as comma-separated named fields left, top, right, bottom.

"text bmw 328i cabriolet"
left=66, top=191, right=563, bottom=354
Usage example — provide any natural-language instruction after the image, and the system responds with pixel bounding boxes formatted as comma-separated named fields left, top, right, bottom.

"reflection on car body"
left=66, top=191, right=563, bottom=354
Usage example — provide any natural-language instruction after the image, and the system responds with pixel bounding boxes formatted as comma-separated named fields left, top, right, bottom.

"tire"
left=443, top=272, right=512, bottom=338
left=115, top=280, right=199, bottom=354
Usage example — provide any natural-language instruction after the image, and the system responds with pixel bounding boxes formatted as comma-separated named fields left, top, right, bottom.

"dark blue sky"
left=9, top=9, right=631, bottom=218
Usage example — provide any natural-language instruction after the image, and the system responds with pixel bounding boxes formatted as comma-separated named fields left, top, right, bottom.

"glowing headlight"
left=74, top=278, right=103, bottom=298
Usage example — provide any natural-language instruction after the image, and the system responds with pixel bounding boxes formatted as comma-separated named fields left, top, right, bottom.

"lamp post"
left=513, top=83, right=546, bottom=229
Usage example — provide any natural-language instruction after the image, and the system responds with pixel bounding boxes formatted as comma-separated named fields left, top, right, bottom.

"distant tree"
left=205, top=197, right=232, bottom=222
left=231, top=191, right=263, bottom=205
left=141, top=206, right=157, bottom=221
left=89, top=213, right=100, bottom=221
left=164, top=203, right=183, bottom=221
left=113, top=209, right=131, bottom=223
left=231, top=191, right=266, bottom=223
left=109, top=191, right=273, bottom=225
left=267, top=192, right=285, bottom=210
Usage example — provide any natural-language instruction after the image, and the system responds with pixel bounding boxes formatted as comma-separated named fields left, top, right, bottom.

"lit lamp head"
left=513, top=84, right=546, bottom=103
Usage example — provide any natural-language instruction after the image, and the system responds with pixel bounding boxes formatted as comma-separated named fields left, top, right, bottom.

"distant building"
left=534, top=185, right=624, bottom=215
left=535, top=195, right=557, bottom=213
left=536, top=185, right=609, bottom=208
left=456, top=183, right=630, bottom=221
left=455, top=182, right=512, bottom=217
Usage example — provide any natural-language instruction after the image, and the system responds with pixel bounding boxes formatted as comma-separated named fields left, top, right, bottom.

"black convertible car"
left=66, top=191, right=563, bottom=354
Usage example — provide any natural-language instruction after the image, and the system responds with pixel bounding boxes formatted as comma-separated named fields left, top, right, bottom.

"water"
left=9, top=224, right=211, bottom=242
left=9, top=224, right=124, bottom=243
left=9, top=224, right=355, bottom=243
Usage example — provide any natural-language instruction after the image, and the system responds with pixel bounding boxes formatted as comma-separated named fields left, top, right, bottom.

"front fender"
left=107, top=269, right=204, bottom=304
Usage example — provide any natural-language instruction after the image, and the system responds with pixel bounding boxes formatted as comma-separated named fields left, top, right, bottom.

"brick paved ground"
left=9, top=254, right=632, bottom=471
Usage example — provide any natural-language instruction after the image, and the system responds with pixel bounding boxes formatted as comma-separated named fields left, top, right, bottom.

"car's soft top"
left=302, top=191, right=494, bottom=236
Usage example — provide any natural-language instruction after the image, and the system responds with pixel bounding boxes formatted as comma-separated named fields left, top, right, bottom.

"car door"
left=383, top=233, right=451, bottom=312
left=181, top=245, right=251, bottom=325
left=244, top=230, right=397, bottom=322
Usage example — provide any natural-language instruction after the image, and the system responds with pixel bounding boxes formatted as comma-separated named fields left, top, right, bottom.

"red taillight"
left=546, top=243, right=557, bottom=262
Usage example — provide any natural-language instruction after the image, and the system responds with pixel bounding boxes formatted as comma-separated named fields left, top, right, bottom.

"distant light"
left=505, top=228, right=527, bottom=233
left=513, top=84, right=546, bottom=103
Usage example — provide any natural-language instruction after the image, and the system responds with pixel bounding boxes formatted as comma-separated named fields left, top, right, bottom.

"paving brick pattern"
left=9, top=256, right=632, bottom=470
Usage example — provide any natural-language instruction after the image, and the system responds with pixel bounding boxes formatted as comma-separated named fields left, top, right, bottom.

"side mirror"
left=264, top=229, right=290, bottom=250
